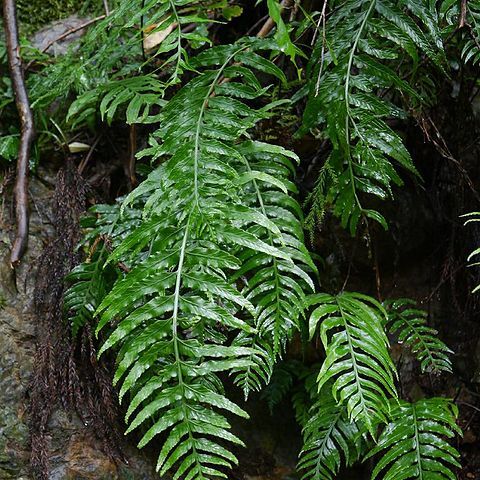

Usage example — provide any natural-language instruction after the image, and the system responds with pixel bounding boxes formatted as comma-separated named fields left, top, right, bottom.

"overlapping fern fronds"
left=65, top=39, right=315, bottom=479
left=56, top=2, right=464, bottom=478
left=30, top=0, right=226, bottom=122
left=303, top=294, right=460, bottom=480
left=303, top=0, right=445, bottom=234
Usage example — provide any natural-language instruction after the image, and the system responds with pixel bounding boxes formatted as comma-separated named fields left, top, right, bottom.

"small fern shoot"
left=386, top=298, right=453, bottom=374
left=64, top=246, right=114, bottom=337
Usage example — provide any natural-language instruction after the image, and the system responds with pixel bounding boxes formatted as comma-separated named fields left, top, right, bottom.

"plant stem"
left=3, top=0, right=35, bottom=267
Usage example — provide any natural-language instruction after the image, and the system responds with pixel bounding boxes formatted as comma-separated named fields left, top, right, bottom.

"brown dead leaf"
left=143, top=23, right=176, bottom=52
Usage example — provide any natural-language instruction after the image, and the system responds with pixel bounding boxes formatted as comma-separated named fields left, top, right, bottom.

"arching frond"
left=308, top=292, right=398, bottom=430
left=298, top=387, right=363, bottom=480
left=365, top=398, right=461, bottom=480
left=302, top=0, right=445, bottom=234
left=386, top=298, right=453, bottom=374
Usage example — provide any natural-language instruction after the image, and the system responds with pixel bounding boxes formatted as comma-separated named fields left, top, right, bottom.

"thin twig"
left=25, top=15, right=106, bottom=71
left=78, top=134, right=101, bottom=175
left=457, top=401, right=480, bottom=414
left=256, top=0, right=294, bottom=38
left=246, top=14, right=269, bottom=36
left=141, top=0, right=146, bottom=62
left=126, top=124, right=138, bottom=190
left=3, top=0, right=35, bottom=267
left=314, top=0, right=328, bottom=96
left=102, top=0, right=110, bottom=16
left=459, top=0, right=468, bottom=28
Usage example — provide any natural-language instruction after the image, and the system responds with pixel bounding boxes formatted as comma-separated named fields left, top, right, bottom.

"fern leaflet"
left=365, top=398, right=461, bottom=480
left=308, top=292, right=398, bottom=430
left=386, top=298, right=453, bottom=374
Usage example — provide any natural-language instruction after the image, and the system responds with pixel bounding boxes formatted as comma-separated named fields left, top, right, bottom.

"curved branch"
left=3, top=0, right=35, bottom=267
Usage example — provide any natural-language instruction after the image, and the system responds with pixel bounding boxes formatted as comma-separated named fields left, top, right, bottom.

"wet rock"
left=0, top=168, right=155, bottom=479
left=31, top=15, right=91, bottom=55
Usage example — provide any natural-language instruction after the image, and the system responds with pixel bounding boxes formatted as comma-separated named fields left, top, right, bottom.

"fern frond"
left=386, top=298, right=453, bottom=374
left=232, top=141, right=315, bottom=347
left=365, top=398, right=461, bottom=480
left=232, top=332, right=275, bottom=398
left=30, top=0, right=221, bottom=116
left=462, top=212, right=480, bottom=293
left=298, top=387, right=363, bottom=480
left=292, top=367, right=320, bottom=429
left=308, top=292, right=398, bottom=430
left=88, top=40, right=313, bottom=479
left=64, top=246, right=115, bottom=337
left=260, top=360, right=303, bottom=413
left=227, top=139, right=315, bottom=397
left=303, top=0, right=445, bottom=234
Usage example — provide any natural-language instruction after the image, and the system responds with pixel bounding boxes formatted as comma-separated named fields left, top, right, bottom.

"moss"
left=17, top=0, right=101, bottom=35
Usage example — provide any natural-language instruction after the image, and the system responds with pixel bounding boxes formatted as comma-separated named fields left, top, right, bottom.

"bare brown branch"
left=459, top=0, right=468, bottom=28
left=127, top=124, right=138, bottom=189
left=3, top=0, right=35, bottom=267
left=256, top=0, right=294, bottom=38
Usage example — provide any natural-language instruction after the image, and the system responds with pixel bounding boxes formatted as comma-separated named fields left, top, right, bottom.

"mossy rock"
left=17, top=0, right=101, bottom=34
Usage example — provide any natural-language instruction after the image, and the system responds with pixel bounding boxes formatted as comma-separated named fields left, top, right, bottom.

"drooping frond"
left=302, top=0, right=445, bottom=234
left=298, top=387, right=363, bottom=480
left=87, top=40, right=314, bottom=479
left=365, top=398, right=461, bottom=480
left=260, top=360, right=304, bottom=412
left=292, top=367, right=320, bottom=429
left=228, top=138, right=315, bottom=397
left=231, top=141, right=315, bottom=356
left=308, top=292, right=398, bottom=430
left=386, top=298, right=453, bottom=374
left=232, top=332, right=276, bottom=399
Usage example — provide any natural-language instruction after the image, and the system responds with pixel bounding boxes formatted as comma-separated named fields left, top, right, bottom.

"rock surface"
left=31, top=15, right=91, bottom=55
left=0, top=169, right=156, bottom=479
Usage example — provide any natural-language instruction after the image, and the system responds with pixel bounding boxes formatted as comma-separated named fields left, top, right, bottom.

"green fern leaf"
left=365, top=398, right=461, bottom=480
left=303, top=0, right=445, bottom=234
left=298, top=387, right=363, bottom=480
left=386, top=299, right=453, bottom=374
left=64, top=246, right=115, bottom=337
left=308, top=292, right=398, bottom=430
